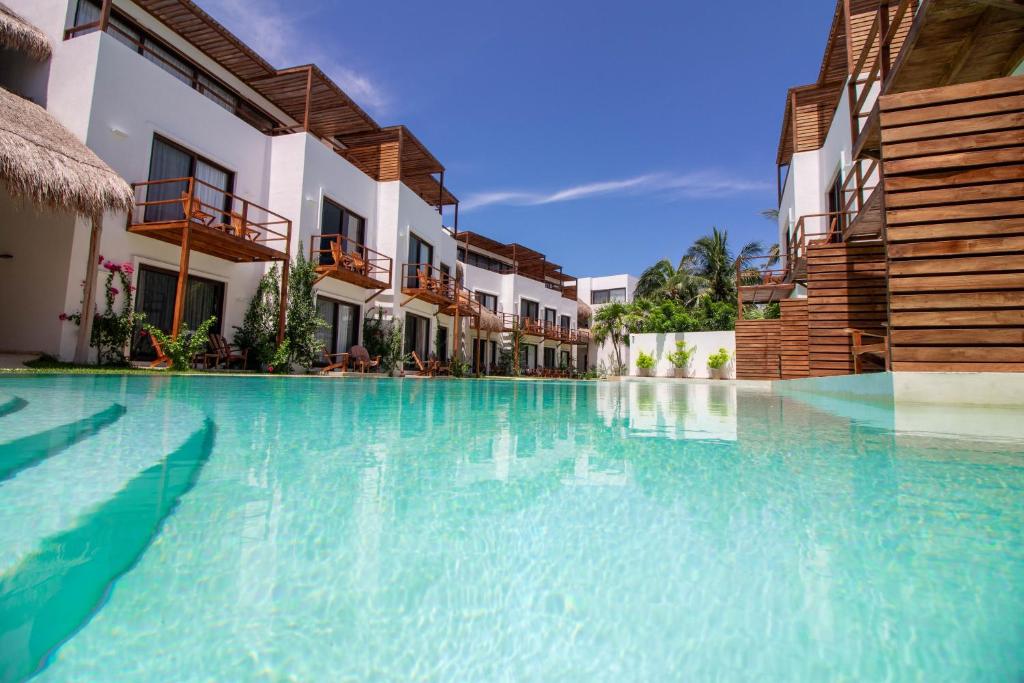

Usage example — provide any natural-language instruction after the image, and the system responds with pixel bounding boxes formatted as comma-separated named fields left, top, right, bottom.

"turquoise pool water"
left=0, top=375, right=1021, bottom=681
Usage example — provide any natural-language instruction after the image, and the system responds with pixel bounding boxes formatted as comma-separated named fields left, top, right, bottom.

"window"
left=72, top=1, right=279, bottom=132
left=440, top=263, right=451, bottom=283
left=591, top=288, right=627, bottom=304
left=131, top=265, right=223, bottom=360
left=544, top=308, right=557, bottom=325
left=404, top=312, right=430, bottom=368
left=560, top=314, right=571, bottom=330
left=406, top=233, right=434, bottom=288
left=560, top=350, right=570, bottom=368
left=826, top=172, right=847, bottom=239
left=319, top=199, right=366, bottom=264
left=543, top=347, right=556, bottom=369
left=145, top=136, right=234, bottom=223
left=472, top=339, right=498, bottom=373
left=315, top=297, right=359, bottom=358
left=519, top=343, right=537, bottom=370
left=475, top=291, right=497, bottom=313
left=457, top=247, right=513, bottom=273
left=520, top=299, right=539, bottom=322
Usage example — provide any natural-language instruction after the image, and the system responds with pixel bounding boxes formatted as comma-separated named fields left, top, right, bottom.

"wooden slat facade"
left=780, top=299, right=810, bottom=379
left=735, top=320, right=782, bottom=380
left=881, top=75, right=1024, bottom=372
left=807, top=241, right=889, bottom=376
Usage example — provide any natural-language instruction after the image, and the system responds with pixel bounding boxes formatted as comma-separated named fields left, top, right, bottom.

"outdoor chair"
left=320, top=349, right=349, bottom=374
left=845, top=327, right=889, bottom=374
left=349, top=345, right=380, bottom=373
left=429, top=353, right=450, bottom=376
left=180, top=191, right=214, bottom=226
left=145, top=332, right=171, bottom=368
left=207, top=333, right=248, bottom=369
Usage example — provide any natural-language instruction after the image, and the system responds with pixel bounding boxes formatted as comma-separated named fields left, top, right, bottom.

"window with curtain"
left=560, top=314, right=571, bottom=330
left=406, top=234, right=434, bottom=288
left=319, top=199, right=366, bottom=263
left=544, top=308, right=557, bottom=325
left=520, top=299, right=539, bottom=322
left=403, top=313, right=430, bottom=368
left=315, top=298, right=360, bottom=358
left=519, top=344, right=537, bottom=370
left=475, top=291, right=497, bottom=313
left=145, top=136, right=233, bottom=223
left=591, top=288, right=626, bottom=304
left=544, top=347, right=556, bottom=368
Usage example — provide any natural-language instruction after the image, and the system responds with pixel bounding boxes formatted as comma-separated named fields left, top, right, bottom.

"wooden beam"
left=171, top=223, right=191, bottom=338
left=74, top=216, right=103, bottom=364
left=98, top=0, right=112, bottom=32
left=942, top=9, right=991, bottom=86
left=302, top=66, right=313, bottom=132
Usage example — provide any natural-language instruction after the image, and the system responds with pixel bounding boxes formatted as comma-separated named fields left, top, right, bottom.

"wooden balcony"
left=127, top=177, right=290, bottom=263
left=519, top=317, right=546, bottom=339
left=562, top=285, right=578, bottom=301
left=310, top=234, right=391, bottom=293
left=400, top=263, right=480, bottom=318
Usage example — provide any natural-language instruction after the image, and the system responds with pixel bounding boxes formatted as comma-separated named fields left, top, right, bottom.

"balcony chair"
left=180, top=191, right=214, bottom=226
left=349, top=345, right=381, bottom=373
left=207, top=333, right=248, bottom=370
left=320, top=349, right=349, bottom=375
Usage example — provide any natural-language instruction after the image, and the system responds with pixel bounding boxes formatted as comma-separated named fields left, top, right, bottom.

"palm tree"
left=685, top=227, right=764, bottom=303
left=634, top=256, right=710, bottom=306
left=591, top=302, right=630, bottom=375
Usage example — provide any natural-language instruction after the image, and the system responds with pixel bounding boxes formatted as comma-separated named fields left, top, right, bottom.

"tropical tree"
left=591, top=302, right=631, bottom=375
left=685, top=227, right=764, bottom=303
left=634, top=256, right=710, bottom=305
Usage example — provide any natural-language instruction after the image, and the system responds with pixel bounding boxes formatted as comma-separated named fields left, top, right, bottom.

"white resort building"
left=0, top=0, right=603, bottom=373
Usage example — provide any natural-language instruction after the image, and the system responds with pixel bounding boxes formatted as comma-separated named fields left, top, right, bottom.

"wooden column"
left=98, top=0, right=112, bottom=32
left=171, top=223, right=191, bottom=337
left=302, top=66, right=313, bottom=132
left=74, top=215, right=103, bottom=364
left=277, top=219, right=292, bottom=344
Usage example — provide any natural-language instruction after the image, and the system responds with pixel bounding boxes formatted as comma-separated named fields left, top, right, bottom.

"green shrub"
left=143, top=316, right=217, bottom=371
left=234, top=265, right=280, bottom=369
left=666, top=340, right=695, bottom=369
left=707, top=347, right=731, bottom=370
left=284, top=252, right=327, bottom=370
left=636, top=351, right=656, bottom=370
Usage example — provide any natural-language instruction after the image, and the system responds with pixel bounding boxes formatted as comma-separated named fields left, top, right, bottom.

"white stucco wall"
left=628, top=332, right=737, bottom=379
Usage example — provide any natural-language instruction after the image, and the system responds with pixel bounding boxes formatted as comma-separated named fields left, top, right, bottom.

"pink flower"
left=108, top=287, right=120, bottom=296
left=129, top=285, right=137, bottom=292
left=97, top=254, right=104, bottom=264
left=267, top=365, right=274, bottom=373
left=59, top=312, right=68, bottom=321
left=121, top=263, right=134, bottom=275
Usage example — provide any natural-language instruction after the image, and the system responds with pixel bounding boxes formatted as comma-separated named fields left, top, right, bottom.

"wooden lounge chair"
left=411, top=351, right=435, bottom=377
left=225, top=212, right=259, bottom=241
left=349, top=345, right=380, bottom=373
left=320, top=349, right=349, bottom=374
left=429, top=354, right=450, bottom=376
left=207, top=333, right=248, bottom=369
left=146, top=333, right=171, bottom=368
left=180, top=191, right=214, bottom=226
left=845, top=328, right=889, bottom=374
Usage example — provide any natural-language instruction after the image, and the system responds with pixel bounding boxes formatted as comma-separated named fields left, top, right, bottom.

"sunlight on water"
left=0, top=375, right=1021, bottom=681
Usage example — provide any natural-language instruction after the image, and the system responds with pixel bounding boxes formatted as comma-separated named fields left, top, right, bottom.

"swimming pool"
left=0, top=375, right=1021, bottom=681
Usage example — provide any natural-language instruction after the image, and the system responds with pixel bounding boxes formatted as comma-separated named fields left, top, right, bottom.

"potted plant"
left=381, top=320, right=407, bottom=377
left=707, top=347, right=731, bottom=380
left=666, top=340, right=695, bottom=378
left=635, top=351, right=656, bottom=377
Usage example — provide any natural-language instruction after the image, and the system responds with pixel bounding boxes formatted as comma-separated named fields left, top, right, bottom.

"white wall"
left=628, top=331, right=736, bottom=379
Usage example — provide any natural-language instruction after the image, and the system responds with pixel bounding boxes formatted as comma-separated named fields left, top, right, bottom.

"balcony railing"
left=310, top=234, right=391, bottom=290
left=849, top=0, right=918, bottom=144
left=128, top=177, right=291, bottom=260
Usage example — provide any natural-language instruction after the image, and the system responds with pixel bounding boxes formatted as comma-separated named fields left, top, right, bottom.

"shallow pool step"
left=0, top=419, right=215, bottom=683
left=0, top=404, right=126, bottom=483
left=0, top=396, right=27, bottom=419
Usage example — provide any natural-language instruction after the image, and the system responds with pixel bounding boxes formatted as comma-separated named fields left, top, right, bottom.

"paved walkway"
left=0, top=354, right=39, bottom=369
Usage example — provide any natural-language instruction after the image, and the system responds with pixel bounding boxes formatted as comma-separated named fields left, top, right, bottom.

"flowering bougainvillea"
left=60, top=257, right=145, bottom=365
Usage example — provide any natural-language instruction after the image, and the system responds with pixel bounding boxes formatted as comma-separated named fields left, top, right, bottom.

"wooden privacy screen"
left=880, top=75, right=1024, bottom=372
left=780, top=299, right=809, bottom=378
left=807, top=241, right=888, bottom=376
left=735, top=320, right=782, bottom=380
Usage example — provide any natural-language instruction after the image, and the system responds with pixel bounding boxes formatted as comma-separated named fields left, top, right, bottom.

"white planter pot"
left=709, top=367, right=725, bottom=380
left=637, top=368, right=653, bottom=377
left=673, top=367, right=690, bottom=379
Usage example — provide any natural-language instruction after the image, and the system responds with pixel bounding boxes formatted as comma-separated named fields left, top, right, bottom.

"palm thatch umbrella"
left=0, top=87, right=133, bottom=362
left=577, top=299, right=593, bottom=328
left=0, top=3, right=51, bottom=61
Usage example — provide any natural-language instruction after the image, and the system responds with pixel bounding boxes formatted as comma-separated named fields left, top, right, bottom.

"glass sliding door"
left=132, top=265, right=223, bottom=360
left=519, top=344, right=537, bottom=371
left=520, top=299, right=539, bottom=324
left=543, top=347, right=556, bottom=369
left=320, top=199, right=366, bottom=264
left=145, top=136, right=233, bottom=224
left=315, top=297, right=360, bottom=359
left=406, top=233, right=433, bottom=288
left=403, top=312, right=430, bottom=367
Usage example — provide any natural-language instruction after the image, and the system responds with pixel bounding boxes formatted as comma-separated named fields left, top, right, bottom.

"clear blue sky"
left=206, top=0, right=835, bottom=277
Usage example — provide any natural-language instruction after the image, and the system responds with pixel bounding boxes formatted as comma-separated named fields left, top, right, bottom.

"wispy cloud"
left=201, top=0, right=388, bottom=113
left=461, top=171, right=770, bottom=211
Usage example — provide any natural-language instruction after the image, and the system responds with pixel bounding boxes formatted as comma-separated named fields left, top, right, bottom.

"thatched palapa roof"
left=577, top=300, right=592, bottom=320
left=477, top=307, right=504, bottom=333
left=0, top=3, right=51, bottom=61
left=0, top=88, right=133, bottom=217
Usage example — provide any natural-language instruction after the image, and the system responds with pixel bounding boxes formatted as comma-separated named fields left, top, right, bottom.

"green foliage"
left=234, top=265, right=280, bottom=369
left=448, top=357, right=471, bottom=378
left=666, top=340, right=695, bottom=369
left=143, top=316, right=217, bottom=371
left=90, top=261, right=144, bottom=365
left=707, top=347, right=732, bottom=370
left=592, top=302, right=631, bottom=374
left=265, top=340, right=291, bottom=374
left=284, top=252, right=327, bottom=370
left=742, top=302, right=780, bottom=320
left=380, top=318, right=407, bottom=374
left=635, top=351, right=656, bottom=370
left=362, top=307, right=392, bottom=362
